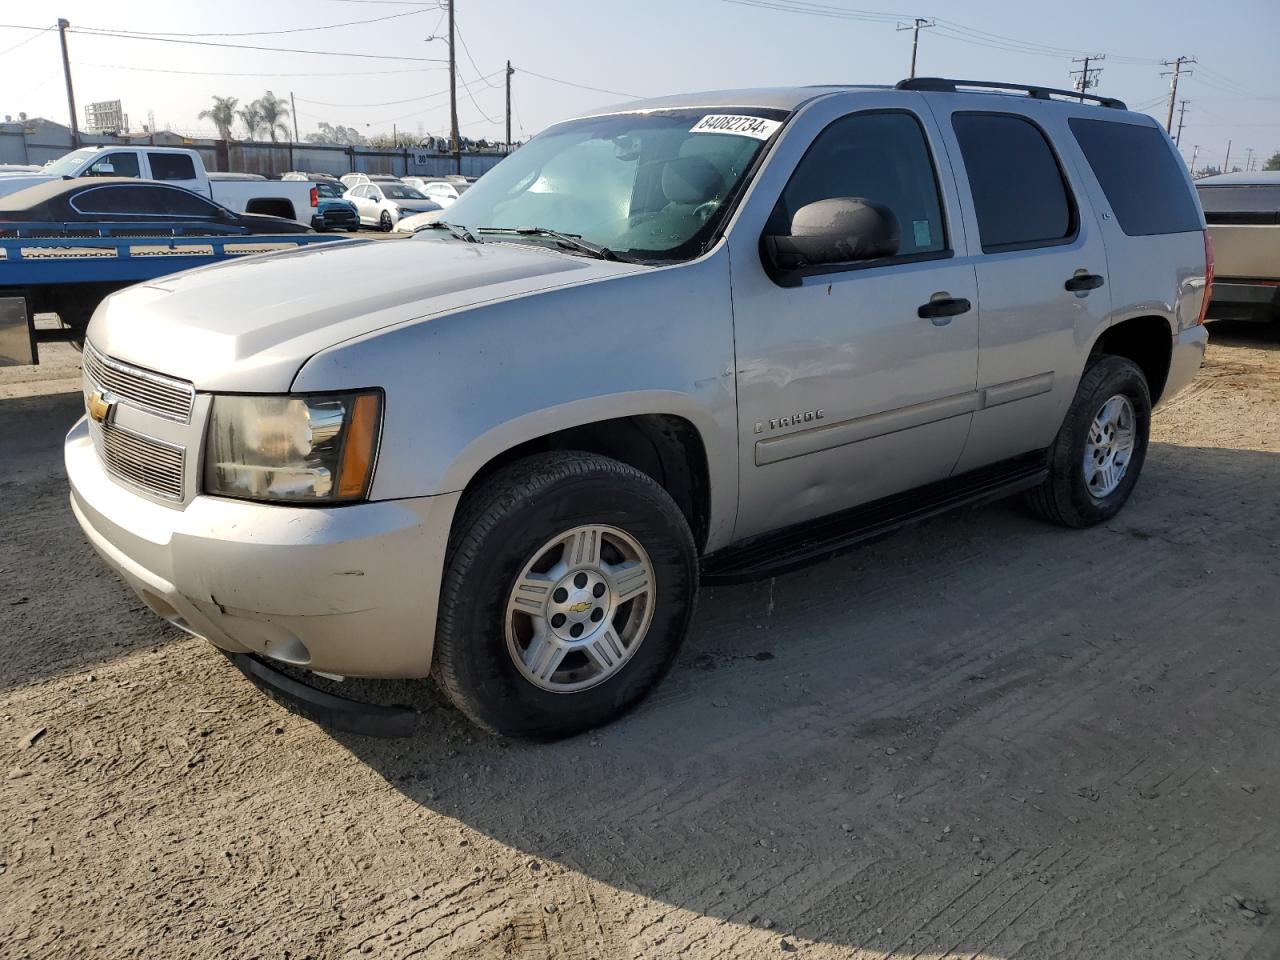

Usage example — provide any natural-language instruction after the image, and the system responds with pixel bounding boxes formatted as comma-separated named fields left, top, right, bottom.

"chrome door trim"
left=754, top=371, right=1054, bottom=466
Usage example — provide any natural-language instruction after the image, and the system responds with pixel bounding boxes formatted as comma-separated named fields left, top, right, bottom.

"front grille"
left=91, top=419, right=185, bottom=501
left=83, top=341, right=195, bottom=423
left=322, top=209, right=358, bottom=226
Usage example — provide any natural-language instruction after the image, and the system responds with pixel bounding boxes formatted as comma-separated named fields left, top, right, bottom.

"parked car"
left=1196, top=171, right=1280, bottom=322
left=0, top=146, right=317, bottom=225
left=0, top=178, right=312, bottom=233
left=346, top=181, right=441, bottom=231
left=339, top=173, right=403, bottom=191
left=393, top=207, right=446, bottom=233
left=310, top=180, right=360, bottom=232
left=283, top=171, right=340, bottom=184
left=408, top=178, right=471, bottom=208
left=68, top=79, right=1211, bottom=740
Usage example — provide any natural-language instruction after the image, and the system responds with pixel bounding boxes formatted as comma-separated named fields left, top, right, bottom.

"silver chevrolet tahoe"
left=67, top=79, right=1212, bottom=739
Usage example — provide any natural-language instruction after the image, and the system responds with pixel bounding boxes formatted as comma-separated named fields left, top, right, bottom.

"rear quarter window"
left=1069, top=118, right=1201, bottom=236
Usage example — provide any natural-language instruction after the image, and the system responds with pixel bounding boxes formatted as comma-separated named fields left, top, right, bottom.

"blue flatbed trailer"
left=0, top=221, right=352, bottom=365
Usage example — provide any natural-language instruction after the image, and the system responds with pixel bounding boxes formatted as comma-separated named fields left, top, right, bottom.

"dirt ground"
left=1, top=323, right=1278, bottom=960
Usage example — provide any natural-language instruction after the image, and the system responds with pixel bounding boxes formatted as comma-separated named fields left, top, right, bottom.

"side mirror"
left=763, top=197, right=899, bottom=274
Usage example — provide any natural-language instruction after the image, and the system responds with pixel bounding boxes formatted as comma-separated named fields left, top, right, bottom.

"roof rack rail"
left=896, top=77, right=1127, bottom=111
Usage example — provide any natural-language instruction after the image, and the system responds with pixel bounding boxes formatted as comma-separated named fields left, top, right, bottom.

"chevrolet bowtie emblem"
left=568, top=601, right=592, bottom=614
left=87, top=390, right=114, bottom=424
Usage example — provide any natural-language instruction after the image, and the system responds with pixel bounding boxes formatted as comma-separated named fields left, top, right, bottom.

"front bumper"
left=1159, top=324, right=1209, bottom=408
left=66, top=417, right=459, bottom=678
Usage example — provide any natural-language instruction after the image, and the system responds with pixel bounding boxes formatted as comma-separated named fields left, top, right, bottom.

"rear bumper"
left=1205, top=280, right=1280, bottom=321
left=66, top=416, right=460, bottom=678
left=1159, top=324, right=1209, bottom=408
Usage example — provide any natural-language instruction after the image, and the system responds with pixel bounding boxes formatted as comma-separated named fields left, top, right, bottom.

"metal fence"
left=0, top=124, right=506, bottom=179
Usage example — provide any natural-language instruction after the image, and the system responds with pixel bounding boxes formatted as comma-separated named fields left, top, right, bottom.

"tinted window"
left=160, top=188, right=220, bottom=218
left=952, top=113, right=1074, bottom=251
left=774, top=111, right=947, bottom=257
left=315, top=182, right=344, bottom=199
left=1070, top=119, right=1200, bottom=235
left=74, top=185, right=165, bottom=215
left=148, top=153, right=197, bottom=181
left=1195, top=184, right=1280, bottom=224
left=86, top=152, right=140, bottom=178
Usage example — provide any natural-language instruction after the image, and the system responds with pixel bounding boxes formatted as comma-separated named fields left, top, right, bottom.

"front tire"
left=433, top=452, right=698, bottom=739
left=1026, top=355, right=1152, bottom=528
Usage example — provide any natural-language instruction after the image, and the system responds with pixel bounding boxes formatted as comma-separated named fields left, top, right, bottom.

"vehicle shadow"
left=1207, top=318, right=1280, bottom=350
left=0, top=392, right=185, bottom=693
left=330, top=440, right=1280, bottom=956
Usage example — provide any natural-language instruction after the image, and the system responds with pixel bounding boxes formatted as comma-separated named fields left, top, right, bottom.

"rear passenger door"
left=932, top=104, right=1112, bottom=472
left=1065, top=116, right=1207, bottom=335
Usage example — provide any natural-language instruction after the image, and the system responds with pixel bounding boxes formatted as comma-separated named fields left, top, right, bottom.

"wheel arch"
left=1086, top=313, right=1175, bottom=403
left=244, top=197, right=297, bottom=221
left=440, top=395, right=726, bottom=555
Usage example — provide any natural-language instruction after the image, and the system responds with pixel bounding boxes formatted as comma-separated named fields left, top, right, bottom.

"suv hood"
left=88, top=236, right=645, bottom=392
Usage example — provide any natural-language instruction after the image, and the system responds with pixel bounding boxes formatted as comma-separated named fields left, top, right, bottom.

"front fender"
left=293, top=249, right=740, bottom=551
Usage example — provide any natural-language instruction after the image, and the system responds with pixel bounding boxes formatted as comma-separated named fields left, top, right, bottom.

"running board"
left=701, top=451, right=1049, bottom=584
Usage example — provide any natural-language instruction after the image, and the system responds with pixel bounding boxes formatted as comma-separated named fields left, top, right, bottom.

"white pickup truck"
left=0, top=146, right=317, bottom=225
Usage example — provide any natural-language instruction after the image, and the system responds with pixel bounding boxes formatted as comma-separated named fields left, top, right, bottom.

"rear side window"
left=148, top=153, right=197, bottom=182
left=952, top=113, right=1074, bottom=251
left=1069, top=119, right=1201, bottom=235
left=775, top=110, right=948, bottom=258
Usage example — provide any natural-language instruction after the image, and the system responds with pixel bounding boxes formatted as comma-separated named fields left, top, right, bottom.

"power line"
left=0, top=21, right=52, bottom=56
left=296, top=70, right=502, bottom=108
left=77, top=9, right=426, bottom=38
left=65, top=25, right=448, bottom=61
left=518, top=69, right=643, bottom=100
left=75, top=61, right=446, bottom=77
left=454, top=21, right=499, bottom=88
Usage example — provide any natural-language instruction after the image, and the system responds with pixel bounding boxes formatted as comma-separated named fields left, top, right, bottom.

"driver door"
left=727, top=97, right=981, bottom=540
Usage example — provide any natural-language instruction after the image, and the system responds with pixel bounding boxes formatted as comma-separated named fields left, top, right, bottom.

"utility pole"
left=505, top=60, right=514, bottom=154
left=1244, top=147, right=1254, bottom=172
left=290, top=91, right=299, bottom=143
left=1069, top=54, right=1105, bottom=100
left=1189, top=143, right=1199, bottom=173
left=895, top=18, right=934, bottom=79
left=447, top=0, right=460, bottom=175
left=57, top=19, right=79, bottom=148
left=1161, top=56, right=1195, bottom=133
left=1175, top=99, right=1189, bottom=147
left=1223, top=139, right=1231, bottom=173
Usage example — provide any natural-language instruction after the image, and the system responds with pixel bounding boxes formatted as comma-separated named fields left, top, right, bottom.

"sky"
left=3, top=0, right=1278, bottom=172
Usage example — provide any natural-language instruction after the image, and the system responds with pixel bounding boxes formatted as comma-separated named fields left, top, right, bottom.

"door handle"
left=1064, top=273, right=1105, bottom=293
left=917, top=296, right=972, bottom=324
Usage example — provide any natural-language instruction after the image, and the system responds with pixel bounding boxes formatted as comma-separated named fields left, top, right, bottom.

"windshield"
left=382, top=184, right=427, bottom=200
left=440, top=108, right=786, bottom=261
left=44, top=148, right=99, bottom=177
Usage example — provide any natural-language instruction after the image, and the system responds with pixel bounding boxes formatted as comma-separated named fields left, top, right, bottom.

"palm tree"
left=237, top=104, right=264, bottom=141
left=198, top=95, right=238, bottom=141
left=256, top=91, right=292, bottom=143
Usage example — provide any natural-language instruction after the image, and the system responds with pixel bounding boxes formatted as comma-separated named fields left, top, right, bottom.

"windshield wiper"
left=476, top=226, right=624, bottom=261
left=420, top=220, right=479, bottom=243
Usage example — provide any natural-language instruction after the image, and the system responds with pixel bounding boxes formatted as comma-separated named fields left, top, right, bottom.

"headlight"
left=203, top=391, right=382, bottom=504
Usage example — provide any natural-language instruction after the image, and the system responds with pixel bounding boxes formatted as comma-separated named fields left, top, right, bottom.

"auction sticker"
left=689, top=115, right=782, bottom=140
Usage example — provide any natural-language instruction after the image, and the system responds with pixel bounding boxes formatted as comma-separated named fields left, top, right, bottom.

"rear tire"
left=379, top=210, right=394, bottom=232
left=1026, top=355, right=1152, bottom=528
left=433, top=452, right=698, bottom=739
